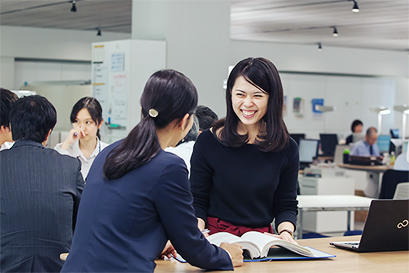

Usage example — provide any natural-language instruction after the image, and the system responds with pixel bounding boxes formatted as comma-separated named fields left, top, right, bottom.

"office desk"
left=155, top=236, right=409, bottom=273
left=296, top=195, right=373, bottom=239
left=338, top=164, right=392, bottom=197
left=338, top=164, right=391, bottom=172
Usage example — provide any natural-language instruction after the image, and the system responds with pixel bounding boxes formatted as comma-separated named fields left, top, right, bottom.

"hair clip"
left=149, top=108, right=159, bottom=118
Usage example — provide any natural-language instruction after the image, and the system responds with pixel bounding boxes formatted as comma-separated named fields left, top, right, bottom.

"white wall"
left=0, top=25, right=129, bottom=89
left=230, top=40, right=408, bottom=78
left=1, top=26, right=408, bottom=139
left=14, top=61, right=91, bottom=89
left=281, top=73, right=395, bottom=139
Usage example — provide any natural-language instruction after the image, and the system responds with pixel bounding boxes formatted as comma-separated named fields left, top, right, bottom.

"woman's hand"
left=159, top=241, right=176, bottom=259
left=263, top=231, right=298, bottom=245
left=61, top=128, right=85, bottom=150
left=197, top=218, right=209, bottom=238
left=220, top=242, right=243, bottom=267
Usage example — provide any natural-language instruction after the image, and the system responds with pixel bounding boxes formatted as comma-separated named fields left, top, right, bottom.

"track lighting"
left=318, top=43, right=322, bottom=51
left=71, top=0, right=77, bottom=12
left=332, top=27, right=338, bottom=37
left=97, top=28, right=101, bottom=36
left=352, top=0, right=359, bottom=12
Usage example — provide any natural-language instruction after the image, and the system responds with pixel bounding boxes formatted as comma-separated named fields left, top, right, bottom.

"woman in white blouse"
left=55, top=97, right=108, bottom=179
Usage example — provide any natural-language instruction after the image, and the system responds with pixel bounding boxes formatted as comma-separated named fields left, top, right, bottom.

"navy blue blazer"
left=61, top=141, right=232, bottom=272
left=0, top=140, right=84, bottom=272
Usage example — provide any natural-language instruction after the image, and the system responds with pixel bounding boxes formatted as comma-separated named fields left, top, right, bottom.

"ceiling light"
left=318, top=43, right=322, bottom=51
left=332, top=27, right=338, bottom=37
left=97, top=28, right=101, bottom=36
left=71, top=0, right=77, bottom=12
left=352, top=1, right=360, bottom=12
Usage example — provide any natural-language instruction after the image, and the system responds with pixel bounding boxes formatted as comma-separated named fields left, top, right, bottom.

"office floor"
left=317, top=221, right=365, bottom=238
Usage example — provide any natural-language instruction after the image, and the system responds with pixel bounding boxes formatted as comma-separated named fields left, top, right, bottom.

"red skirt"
left=207, top=216, right=273, bottom=237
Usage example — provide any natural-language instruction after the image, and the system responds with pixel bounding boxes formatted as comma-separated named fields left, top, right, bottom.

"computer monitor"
left=299, top=139, right=319, bottom=164
left=390, top=129, right=400, bottom=139
left=319, top=133, right=338, bottom=156
left=377, top=135, right=391, bottom=154
left=352, top=133, right=365, bottom=143
left=290, top=133, right=306, bottom=146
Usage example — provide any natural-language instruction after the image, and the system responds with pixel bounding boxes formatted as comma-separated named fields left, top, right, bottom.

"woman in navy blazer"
left=61, top=69, right=243, bottom=272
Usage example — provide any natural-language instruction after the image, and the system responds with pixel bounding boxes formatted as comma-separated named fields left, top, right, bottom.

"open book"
left=207, top=231, right=314, bottom=259
left=173, top=231, right=335, bottom=263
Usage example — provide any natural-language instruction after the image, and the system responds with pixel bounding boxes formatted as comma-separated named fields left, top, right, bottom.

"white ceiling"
left=1, top=0, right=408, bottom=52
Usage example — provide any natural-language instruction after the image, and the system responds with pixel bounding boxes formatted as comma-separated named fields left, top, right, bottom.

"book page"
left=240, top=231, right=314, bottom=257
left=206, top=232, right=242, bottom=245
left=207, top=232, right=261, bottom=258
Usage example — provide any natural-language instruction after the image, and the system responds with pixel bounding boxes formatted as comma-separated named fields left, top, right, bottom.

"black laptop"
left=349, top=155, right=383, bottom=166
left=330, top=199, right=409, bottom=252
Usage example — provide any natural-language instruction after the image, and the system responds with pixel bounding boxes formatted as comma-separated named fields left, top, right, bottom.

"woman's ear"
left=178, top=114, right=191, bottom=131
left=98, top=119, right=104, bottom=129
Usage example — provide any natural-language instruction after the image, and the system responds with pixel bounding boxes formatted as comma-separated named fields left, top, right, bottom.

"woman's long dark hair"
left=103, top=69, right=198, bottom=180
left=213, top=57, right=289, bottom=152
left=70, top=97, right=103, bottom=139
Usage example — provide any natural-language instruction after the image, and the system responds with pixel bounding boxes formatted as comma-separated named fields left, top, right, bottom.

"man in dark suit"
left=0, top=95, right=84, bottom=272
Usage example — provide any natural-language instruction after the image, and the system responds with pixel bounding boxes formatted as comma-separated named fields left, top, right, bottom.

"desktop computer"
left=319, top=133, right=338, bottom=156
left=377, top=135, right=391, bottom=154
left=298, top=139, right=319, bottom=170
left=290, top=133, right=306, bottom=146
left=390, top=129, right=400, bottom=139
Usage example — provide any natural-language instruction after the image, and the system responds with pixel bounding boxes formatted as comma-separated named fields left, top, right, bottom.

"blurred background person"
left=165, top=115, right=199, bottom=176
left=196, top=105, right=218, bottom=133
left=345, top=119, right=363, bottom=145
left=350, top=127, right=380, bottom=156
left=0, top=88, right=18, bottom=151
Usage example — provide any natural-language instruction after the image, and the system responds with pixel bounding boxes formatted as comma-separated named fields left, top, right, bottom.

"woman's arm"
left=153, top=159, right=242, bottom=269
left=276, top=221, right=297, bottom=244
left=272, top=139, right=299, bottom=237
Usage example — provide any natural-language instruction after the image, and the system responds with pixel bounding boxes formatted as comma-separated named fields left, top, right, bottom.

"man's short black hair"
left=10, top=95, right=57, bottom=143
left=195, top=105, right=218, bottom=131
left=0, top=88, right=18, bottom=128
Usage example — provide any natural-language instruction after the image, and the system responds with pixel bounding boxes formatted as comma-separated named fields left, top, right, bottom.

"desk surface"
left=297, top=195, right=373, bottom=211
left=338, top=164, right=392, bottom=172
left=155, top=236, right=409, bottom=273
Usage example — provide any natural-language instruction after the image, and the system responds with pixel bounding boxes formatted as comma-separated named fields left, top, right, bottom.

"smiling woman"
left=190, top=57, right=299, bottom=244
left=231, top=76, right=269, bottom=135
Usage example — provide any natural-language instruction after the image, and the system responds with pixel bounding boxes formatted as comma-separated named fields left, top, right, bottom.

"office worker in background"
left=165, top=115, right=199, bottom=176
left=394, top=144, right=409, bottom=171
left=350, top=127, right=381, bottom=156
left=61, top=70, right=243, bottom=273
left=190, top=57, right=299, bottom=243
left=0, top=88, right=18, bottom=151
left=0, top=95, right=84, bottom=273
left=55, top=97, right=108, bottom=179
left=196, top=104, right=219, bottom=132
left=345, top=119, right=363, bottom=145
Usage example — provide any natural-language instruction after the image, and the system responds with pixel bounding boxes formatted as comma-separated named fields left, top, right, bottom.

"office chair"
left=393, top=183, right=409, bottom=199
left=378, top=170, right=409, bottom=199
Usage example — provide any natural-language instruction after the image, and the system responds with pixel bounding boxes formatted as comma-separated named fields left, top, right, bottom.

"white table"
left=338, top=164, right=392, bottom=197
left=296, top=195, right=373, bottom=239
